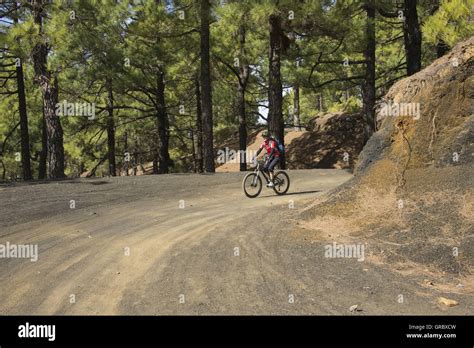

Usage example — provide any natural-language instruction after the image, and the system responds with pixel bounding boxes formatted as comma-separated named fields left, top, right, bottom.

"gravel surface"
left=0, top=170, right=472, bottom=314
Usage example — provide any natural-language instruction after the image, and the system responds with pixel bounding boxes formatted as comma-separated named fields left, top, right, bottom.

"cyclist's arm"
left=249, top=147, right=260, bottom=167
left=253, top=143, right=264, bottom=160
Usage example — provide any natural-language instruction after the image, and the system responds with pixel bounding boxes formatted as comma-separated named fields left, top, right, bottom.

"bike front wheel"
left=272, top=171, right=290, bottom=195
left=242, top=172, right=262, bottom=198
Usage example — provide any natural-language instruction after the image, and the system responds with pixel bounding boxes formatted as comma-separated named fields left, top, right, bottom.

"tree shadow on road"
left=260, top=189, right=320, bottom=198
left=0, top=178, right=111, bottom=187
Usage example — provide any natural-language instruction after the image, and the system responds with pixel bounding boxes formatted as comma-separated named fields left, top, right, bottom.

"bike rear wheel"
left=272, top=171, right=290, bottom=195
left=243, top=172, right=262, bottom=198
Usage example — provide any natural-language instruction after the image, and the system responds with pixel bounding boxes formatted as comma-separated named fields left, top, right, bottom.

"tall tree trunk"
left=105, top=78, right=116, bottom=176
left=195, top=78, right=204, bottom=173
left=16, top=57, right=32, bottom=180
left=293, top=84, right=301, bottom=131
left=190, top=128, right=196, bottom=173
left=436, top=40, right=449, bottom=58
left=268, top=14, right=285, bottom=169
left=133, top=145, right=138, bottom=176
left=237, top=82, right=247, bottom=171
left=200, top=0, right=215, bottom=172
left=430, top=0, right=449, bottom=57
left=317, top=93, right=324, bottom=112
left=362, top=3, right=376, bottom=142
left=156, top=68, right=170, bottom=174
left=32, top=0, right=65, bottom=179
left=124, top=131, right=129, bottom=176
left=238, top=23, right=249, bottom=172
left=0, top=159, right=5, bottom=181
left=13, top=11, right=32, bottom=181
left=403, top=0, right=422, bottom=75
left=38, top=111, right=47, bottom=179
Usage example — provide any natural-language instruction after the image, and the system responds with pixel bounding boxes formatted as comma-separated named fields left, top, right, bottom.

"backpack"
left=275, top=138, right=285, bottom=155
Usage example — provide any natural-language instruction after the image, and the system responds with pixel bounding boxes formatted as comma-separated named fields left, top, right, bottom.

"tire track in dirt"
left=0, top=170, right=353, bottom=314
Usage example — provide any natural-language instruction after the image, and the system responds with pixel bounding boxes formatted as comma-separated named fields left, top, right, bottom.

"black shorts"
left=264, top=156, right=280, bottom=172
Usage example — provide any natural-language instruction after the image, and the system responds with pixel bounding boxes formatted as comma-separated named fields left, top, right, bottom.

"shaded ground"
left=216, top=114, right=365, bottom=173
left=299, top=165, right=474, bottom=292
left=0, top=170, right=472, bottom=315
left=286, top=111, right=365, bottom=170
left=216, top=129, right=305, bottom=172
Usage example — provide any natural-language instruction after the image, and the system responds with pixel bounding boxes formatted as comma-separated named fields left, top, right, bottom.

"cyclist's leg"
left=262, top=157, right=270, bottom=173
left=268, top=157, right=280, bottom=181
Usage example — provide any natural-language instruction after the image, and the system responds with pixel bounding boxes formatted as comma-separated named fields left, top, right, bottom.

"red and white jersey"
left=259, top=138, right=280, bottom=157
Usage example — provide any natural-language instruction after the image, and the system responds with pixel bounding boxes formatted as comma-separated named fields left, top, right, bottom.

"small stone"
left=349, top=304, right=361, bottom=312
left=437, top=297, right=458, bottom=307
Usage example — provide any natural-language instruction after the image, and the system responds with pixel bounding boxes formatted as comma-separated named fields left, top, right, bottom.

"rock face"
left=301, top=36, right=474, bottom=276
left=215, top=129, right=306, bottom=172
left=214, top=109, right=366, bottom=171
left=356, top=36, right=474, bottom=176
left=285, top=111, right=365, bottom=169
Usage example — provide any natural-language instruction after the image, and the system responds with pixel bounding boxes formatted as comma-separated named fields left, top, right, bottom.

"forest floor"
left=0, top=170, right=472, bottom=314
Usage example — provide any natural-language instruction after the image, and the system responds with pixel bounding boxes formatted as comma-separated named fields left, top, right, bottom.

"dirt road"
left=0, top=170, right=472, bottom=314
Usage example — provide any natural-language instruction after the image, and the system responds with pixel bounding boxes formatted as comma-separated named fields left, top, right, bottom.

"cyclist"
left=252, top=130, right=281, bottom=187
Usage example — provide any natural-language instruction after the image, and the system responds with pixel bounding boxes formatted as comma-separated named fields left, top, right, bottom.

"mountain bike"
left=242, top=159, right=290, bottom=198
